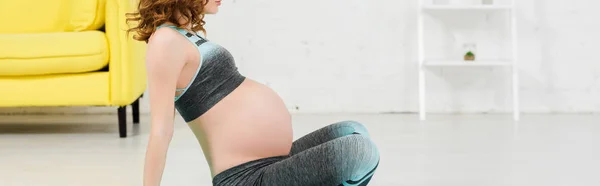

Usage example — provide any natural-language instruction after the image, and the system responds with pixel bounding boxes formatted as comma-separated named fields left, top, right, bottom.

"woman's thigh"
left=261, top=134, right=380, bottom=186
left=290, top=120, right=371, bottom=155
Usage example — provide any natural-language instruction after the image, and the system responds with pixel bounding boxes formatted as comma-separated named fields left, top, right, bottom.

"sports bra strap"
left=156, top=24, right=206, bottom=101
left=156, top=24, right=206, bottom=45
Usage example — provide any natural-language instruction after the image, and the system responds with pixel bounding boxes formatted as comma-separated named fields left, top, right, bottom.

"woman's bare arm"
left=143, top=28, right=187, bottom=186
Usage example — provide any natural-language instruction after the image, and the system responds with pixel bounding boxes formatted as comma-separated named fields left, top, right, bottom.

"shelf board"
left=422, top=5, right=513, bottom=10
left=423, top=60, right=513, bottom=67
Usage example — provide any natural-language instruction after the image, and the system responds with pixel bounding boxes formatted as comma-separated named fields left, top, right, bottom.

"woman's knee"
left=331, top=120, right=371, bottom=137
left=331, top=135, right=380, bottom=183
left=275, top=135, right=380, bottom=186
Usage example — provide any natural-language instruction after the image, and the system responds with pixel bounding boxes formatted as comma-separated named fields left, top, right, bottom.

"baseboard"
left=0, top=106, right=150, bottom=115
left=1, top=106, right=598, bottom=115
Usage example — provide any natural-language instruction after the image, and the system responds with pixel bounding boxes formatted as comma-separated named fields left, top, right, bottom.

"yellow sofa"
left=0, top=0, right=147, bottom=138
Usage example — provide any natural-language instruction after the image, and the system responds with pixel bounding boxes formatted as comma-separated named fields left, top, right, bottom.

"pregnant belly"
left=188, top=79, right=293, bottom=176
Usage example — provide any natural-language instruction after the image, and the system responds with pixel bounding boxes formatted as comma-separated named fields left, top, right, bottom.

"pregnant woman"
left=126, top=0, right=380, bottom=185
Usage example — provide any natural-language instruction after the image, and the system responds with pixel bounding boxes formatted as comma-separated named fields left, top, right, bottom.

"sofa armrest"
left=105, top=0, right=147, bottom=106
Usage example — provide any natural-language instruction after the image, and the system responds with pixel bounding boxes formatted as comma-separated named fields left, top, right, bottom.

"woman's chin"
left=203, top=8, right=219, bottom=15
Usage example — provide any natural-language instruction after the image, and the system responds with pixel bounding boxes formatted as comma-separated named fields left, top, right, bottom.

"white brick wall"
left=2, top=0, right=599, bottom=114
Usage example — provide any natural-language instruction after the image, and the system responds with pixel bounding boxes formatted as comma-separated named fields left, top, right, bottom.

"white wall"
left=2, top=0, right=600, bottom=115
left=205, top=0, right=600, bottom=114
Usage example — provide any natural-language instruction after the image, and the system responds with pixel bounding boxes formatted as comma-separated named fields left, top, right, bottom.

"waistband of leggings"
left=212, top=155, right=288, bottom=184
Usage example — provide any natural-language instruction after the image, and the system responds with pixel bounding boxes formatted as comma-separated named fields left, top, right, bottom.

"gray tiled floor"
left=1, top=114, right=599, bottom=186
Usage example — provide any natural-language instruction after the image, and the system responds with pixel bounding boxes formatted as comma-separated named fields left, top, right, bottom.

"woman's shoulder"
left=146, top=26, right=193, bottom=56
left=145, top=27, right=189, bottom=65
left=148, top=27, right=182, bottom=46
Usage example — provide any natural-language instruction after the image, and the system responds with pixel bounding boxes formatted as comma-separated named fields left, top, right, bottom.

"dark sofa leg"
left=132, top=98, right=140, bottom=124
left=118, top=106, right=127, bottom=138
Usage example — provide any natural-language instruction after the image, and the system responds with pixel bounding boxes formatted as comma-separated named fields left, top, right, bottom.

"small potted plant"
left=464, top=51, right=475, bottom=61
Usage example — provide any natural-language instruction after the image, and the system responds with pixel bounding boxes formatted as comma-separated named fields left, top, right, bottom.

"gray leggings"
left=212, top=120, right=380, bottom=186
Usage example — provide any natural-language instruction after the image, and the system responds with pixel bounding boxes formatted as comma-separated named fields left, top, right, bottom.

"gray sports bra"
left=157, top=24, right=246, bottom=122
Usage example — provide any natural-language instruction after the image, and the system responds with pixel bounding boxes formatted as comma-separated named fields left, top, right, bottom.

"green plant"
left=464, top=51, right=475, bottom=61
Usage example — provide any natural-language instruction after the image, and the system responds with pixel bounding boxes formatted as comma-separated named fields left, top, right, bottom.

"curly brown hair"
left=126, top=0, right=208, bottom=43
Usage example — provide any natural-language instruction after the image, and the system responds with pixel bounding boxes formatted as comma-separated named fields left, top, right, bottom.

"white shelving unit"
left=422, top=4, right=513, bottom=10
left=417, top=0, right=519, bottom=121
left=424, top=60, right=513, bottom=66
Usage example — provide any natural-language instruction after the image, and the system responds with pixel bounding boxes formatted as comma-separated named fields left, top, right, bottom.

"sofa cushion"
left=0, top=72, right=110, bottom=107
left=0, top=0, right=106, bottom=33
left=0, top=31, right=109, bottom=76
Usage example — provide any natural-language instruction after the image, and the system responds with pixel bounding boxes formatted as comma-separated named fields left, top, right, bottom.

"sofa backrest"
left=0, top=0, right=106, bottom=34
